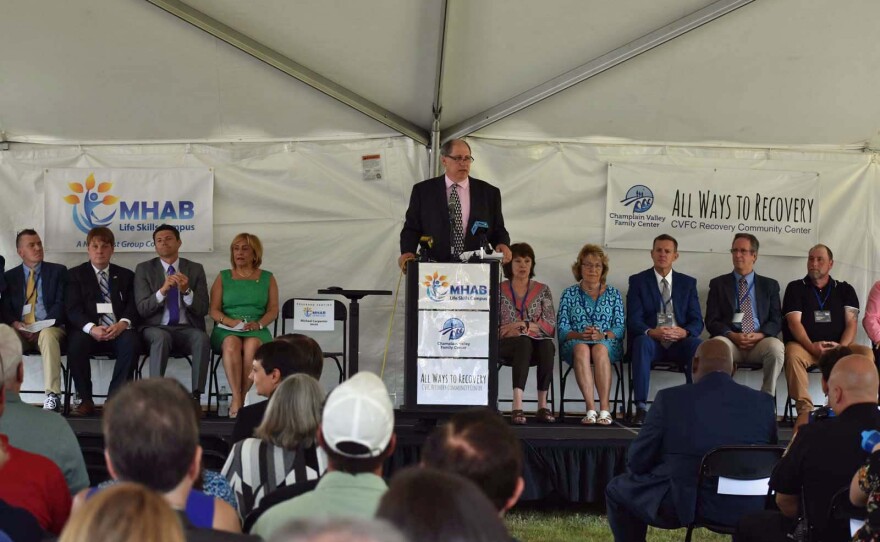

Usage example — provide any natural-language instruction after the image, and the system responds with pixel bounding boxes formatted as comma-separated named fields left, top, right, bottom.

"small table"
left=317, top=288, right=391, bottom=377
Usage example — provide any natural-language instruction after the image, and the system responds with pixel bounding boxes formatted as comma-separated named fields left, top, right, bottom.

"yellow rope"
left=380, top=267, right=407, bottom=379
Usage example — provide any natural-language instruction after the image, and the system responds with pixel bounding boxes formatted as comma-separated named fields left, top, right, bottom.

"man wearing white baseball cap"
left=251, top=372, right=396, bottom=539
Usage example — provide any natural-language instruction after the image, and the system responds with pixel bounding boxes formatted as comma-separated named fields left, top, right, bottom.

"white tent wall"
left=3, top=136, right=878, bottom=415
left=1, top=137, right=426, bottom=404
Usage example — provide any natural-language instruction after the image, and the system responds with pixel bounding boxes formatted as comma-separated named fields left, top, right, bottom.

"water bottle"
left=218, top=386, right=230, bottom=417
left=862, top=430, right=880, bottom=453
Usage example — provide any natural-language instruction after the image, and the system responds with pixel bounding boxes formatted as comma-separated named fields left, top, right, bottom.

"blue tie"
left=167, top=265, right=179, bottom=325
left=98, top=271, right=116, bottom=327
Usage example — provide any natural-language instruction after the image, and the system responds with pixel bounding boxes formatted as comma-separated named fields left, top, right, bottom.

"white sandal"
left=597, top=410, right=613, bottom=425
left=581, top=410, right=598, bottom=425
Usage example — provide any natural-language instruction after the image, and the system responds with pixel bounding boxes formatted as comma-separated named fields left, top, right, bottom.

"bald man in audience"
left=606, top=338, right=777, bottom=542
left=739, top=354, right=880, bottom=542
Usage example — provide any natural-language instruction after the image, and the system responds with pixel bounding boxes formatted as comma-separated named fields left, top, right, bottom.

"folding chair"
left=277, top=298, right=348, bottom=384
left=557, top=349, right=625, bottom=422
left=829, top=486, right=867, bottom=538
left=626, top=354, right=688, bottom=420
left=685, top=444, right=785, bottom=542
left=495, top=360, right=555, bottom=415
left=783, top=364, right=822, bottom=423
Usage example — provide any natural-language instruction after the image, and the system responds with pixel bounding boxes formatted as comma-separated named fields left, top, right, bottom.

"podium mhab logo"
left=439, top=318, right=465, bottom=341
left=621, top=185, right=654, bottom=213
left=63, top=173, right=119, bottom=234
left=423, top=271, right=450, bottom=302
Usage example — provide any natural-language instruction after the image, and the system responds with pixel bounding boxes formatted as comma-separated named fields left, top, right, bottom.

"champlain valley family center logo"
left=63, top=173, right=120, bottom=234
left=423, top=271, right=450, bottom=302
left=439, top=318, right=466, bottom=341
left=620, top=184, right=654, bottom=213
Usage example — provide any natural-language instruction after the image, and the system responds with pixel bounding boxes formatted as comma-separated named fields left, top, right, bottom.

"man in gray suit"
left=135, top=224, right=210, bottom=400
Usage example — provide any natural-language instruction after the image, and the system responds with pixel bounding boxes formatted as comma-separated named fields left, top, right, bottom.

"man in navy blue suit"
left=398, top=139, right=511, bottom=269
left=626, top=234, right=703, bottom=425
left=605, top=338, right=778, bottom=541
left=0, top=230, right=69, bottom=412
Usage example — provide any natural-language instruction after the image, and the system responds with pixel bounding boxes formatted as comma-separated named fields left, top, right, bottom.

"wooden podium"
left=402, top=260, right=500, bottom=415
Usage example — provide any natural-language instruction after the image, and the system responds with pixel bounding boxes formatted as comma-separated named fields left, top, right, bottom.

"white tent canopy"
left=3, top=0, right=879, bottom=408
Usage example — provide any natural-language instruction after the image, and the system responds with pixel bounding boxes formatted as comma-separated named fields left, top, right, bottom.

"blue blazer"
left=623, top=372, right=777, bottom=526
left=626, top=268, right=704, bottom=352
left=0, top=261, right=69, bottom=327
left=705, top=272, right=782, bottom=338
left=399, top=175, right=510, bottom=262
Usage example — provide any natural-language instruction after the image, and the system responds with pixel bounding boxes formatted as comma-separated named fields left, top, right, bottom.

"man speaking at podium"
left=398, top=139, right=511, bottom=270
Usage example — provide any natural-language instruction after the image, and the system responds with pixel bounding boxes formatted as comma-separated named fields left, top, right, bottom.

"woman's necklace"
left=235, top=267, right=255, bottom=279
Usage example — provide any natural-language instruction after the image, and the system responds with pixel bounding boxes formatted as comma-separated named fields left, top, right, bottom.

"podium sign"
left=404, top=261, right=499, bottom=412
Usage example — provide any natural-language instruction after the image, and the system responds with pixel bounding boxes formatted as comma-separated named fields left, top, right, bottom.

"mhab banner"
left=605, top=163, right=819, bottom=257
left=45, top=168, right=214, bottom=252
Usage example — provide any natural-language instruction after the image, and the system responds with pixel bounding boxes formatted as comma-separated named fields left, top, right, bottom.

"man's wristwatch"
left=183, top=288, right=192, bottom=296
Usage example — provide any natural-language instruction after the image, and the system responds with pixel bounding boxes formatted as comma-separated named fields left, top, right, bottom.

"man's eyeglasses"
left=444, top=155, right=475, bottom=164
left=729, top=248, right=755, bottom=255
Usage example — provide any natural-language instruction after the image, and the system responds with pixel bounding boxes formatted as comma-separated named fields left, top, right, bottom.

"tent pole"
left=429, top=0, right=449, bottom=177
left=442, top=0, right=756, bottom=143
left=145, top=0, right=429, bottom=146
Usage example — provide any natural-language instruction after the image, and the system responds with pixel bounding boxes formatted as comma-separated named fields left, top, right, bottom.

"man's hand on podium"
left=496, top=244, right=512, bottom=264
left=398, top=253, right=416, bottom=272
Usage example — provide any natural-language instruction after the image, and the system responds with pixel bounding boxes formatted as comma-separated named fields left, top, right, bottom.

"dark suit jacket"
left=0, top=262, right=68, bottom=327
left=0, top=255, right=5, bottom=293
left=623, top=372, right=777, bottom=526
left=626, top=268, right=704, bottom=352
left=230, top=401, right=267, bottom=443
left=400, top=175, right=510, bottom=262
left=134, top=257, right=209, bottom=330
left=705, top=272, right=782, bottom=338
left=65, top=262, right=138, bottom=331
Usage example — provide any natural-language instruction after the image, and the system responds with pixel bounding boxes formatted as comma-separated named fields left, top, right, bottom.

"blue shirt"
left=22, top=263, right=46, bottom=321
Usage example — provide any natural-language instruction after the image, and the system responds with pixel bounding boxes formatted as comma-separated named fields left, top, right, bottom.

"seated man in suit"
left=781, top=244, right=872, bottom=429
left=134, top=224, right=210, bottom=402
left=0, top=229, right=68, bottom=411
left=626, top=234, right=704, bottom=425
left=605, top=338, right=777, bottom=542
left=398, top=138, right=511, bottom=269
left=705, top=233, right=784, bottom=396
left=65, top=226, right=139, bottom=416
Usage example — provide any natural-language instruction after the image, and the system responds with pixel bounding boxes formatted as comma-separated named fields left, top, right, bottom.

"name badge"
left=21, top=304, right=33, bottom=317
left=96, top=303, right=114, bottom=314
left=732, top=312, right=744, bottom=331
left=814, top=310, right=832, bottom=323
left=657, top=312, right=674, bottom=327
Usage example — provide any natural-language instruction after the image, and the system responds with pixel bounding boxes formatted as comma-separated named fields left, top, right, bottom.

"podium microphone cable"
left=380, top=263, right=408, bottom=379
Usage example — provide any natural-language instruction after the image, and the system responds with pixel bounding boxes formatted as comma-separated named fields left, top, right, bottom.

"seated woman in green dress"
left=209, top=233, right=279, bottom=418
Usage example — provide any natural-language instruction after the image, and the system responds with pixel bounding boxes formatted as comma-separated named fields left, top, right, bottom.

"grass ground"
left=505, top=509, right=730, bottom=542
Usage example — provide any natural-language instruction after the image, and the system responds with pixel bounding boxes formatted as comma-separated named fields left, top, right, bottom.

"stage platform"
left=66, top=411, right=793, bottom=505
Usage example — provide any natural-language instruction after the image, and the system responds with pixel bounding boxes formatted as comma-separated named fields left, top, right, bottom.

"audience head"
left=376, top=467, right=509, bottom=542
left=818, top=345, right=854, bottom=394
left=572, top=243, right=609, bottom=285
left=60, top=483, right=185, bottom=542
left=319, top=371, right=395, bottom=474
left=692, top=338, right=735, bottom=381
left=651, top=234, right=679, bottom=274
left=266, top=518, right=408, bottom=542
left=229, top=232, right=263, bottom=268
left=502, top=242, right=536, bottom=280
left=15, top=228, right=44, bottom=267
left=827, top=354, right=879, bottom=414
left=276, top=334, right=325, bottom=380
left=256, top=374, right=324, bottom=450
left=0, top=324, right=23, bottom=390
left=252, top=341, right=304, bottom=397
left=103, top=379, right=200, bottom=493
left=421, top=407, right=523, bottom=513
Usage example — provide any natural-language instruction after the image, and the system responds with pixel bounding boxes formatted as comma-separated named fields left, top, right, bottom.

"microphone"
left=417, top=236, right=434, bottom=262
left=470, top=220, right=492, bottom=252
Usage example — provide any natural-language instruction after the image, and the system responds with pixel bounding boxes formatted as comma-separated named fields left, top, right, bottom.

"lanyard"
left=813, top=281, right=833, bottom=310
left=510, top=280, right=531, bottom=321
left=24, top=269, right=41, bottom=305
left=733, top=273, right=755, bottom=311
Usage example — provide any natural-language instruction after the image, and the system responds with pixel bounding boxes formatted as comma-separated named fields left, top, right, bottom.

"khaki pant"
left=715, top=336, right=784, bottom=395
left=19, top=326, right=66, bottom=395
left=784, top=341, right=873, bottom=414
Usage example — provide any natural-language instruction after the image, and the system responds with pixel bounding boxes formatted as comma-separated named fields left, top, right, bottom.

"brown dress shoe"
left=69, top=398, right=96, bottom=417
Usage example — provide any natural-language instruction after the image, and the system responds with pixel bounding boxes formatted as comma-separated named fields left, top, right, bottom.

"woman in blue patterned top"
left=557, top=244, right=624, bottom=425
left=499, top=243, right=556, bottom=425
